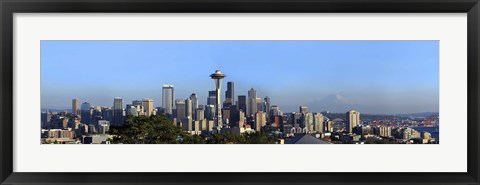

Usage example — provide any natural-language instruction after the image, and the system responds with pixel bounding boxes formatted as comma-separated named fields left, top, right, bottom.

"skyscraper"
left=210, top=70, right=225, bottom=130
left=142, top=98, right=154, bottom=116
left=264, top=96, right=270, bottom=117
left=175, top=99, right=186, bottom=120
left=195, top=106, right=205, bottom=121
left=229, top=105, right=240, bottom=127
left=256, top=98, right=262, bottom=113
left=190, top=93, right=198, bottom=119
left=224, top=81, right=234, bottom=108
left=238, top=95, right=247, bottom=113
left=190, top=93, right=198, bottom=109
left=205, top=104, right=215, bottom=120
left=72, top=99, right=79, bottom=115
left=113, top=97, right=123, bottom=126
left=80, top=102, right=91, bottom=124
left=207, top=90, right=216, bottom=106
left=102, top=107, right=114, bottom=123
left=162, top=85, right=175, bottom=115
left=346, top=110, right=360, bottom=134
left=41, top=111, right=52, bottom=128
left=247, top=88, right=257, bottom=117
left=185, top=98, right=192, bottom=119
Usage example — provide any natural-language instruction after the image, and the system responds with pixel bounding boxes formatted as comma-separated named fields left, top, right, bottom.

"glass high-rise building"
left=207, top=90, right=216, bottom=106
left=247, top=88, right=257, bottom=117
left=113, top=97, right=123, bottom=126
left=162, top=85, right=175, bottom=115
left=264, top=96, right=270, bottom=116
left=102, top=107, right=114, bottom=123
left=175, top=99, right=186, bottom=120
left=80, top=102, right=91, bottom=124
left=189, top=93, right=198, bottom=119
left=224, top=81, right=234, bottom=108
left=237, top=95, right=247, bottom=113
left=190, top=93, right=198, bottom=110
left=205, top=105, right=215, bottom=120
left=185, top=98, right=192, bottom=119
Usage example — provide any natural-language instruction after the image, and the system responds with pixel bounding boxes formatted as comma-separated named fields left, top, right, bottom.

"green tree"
left=109, top=115, right=280, bottom=144
left=109, top=115, right=205, bottom=144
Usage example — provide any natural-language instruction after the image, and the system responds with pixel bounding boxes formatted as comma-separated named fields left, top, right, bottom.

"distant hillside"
left=396, top=112, right=439, bottom=118
left=41, top=108, right=71, bottom=113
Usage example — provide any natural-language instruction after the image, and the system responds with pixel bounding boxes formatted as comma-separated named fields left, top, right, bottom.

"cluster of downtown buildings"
left=41, top=70, right=439, bottom=144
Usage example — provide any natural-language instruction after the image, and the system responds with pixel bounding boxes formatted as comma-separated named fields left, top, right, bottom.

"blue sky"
left=41, top=40, right=439, bottom=114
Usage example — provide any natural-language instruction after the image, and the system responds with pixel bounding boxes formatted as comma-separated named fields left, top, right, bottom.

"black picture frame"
left=1, top=0, right=479, bottom=184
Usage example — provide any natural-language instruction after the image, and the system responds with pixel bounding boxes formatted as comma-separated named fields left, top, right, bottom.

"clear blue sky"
left=41, top=40, right=439, bottom=114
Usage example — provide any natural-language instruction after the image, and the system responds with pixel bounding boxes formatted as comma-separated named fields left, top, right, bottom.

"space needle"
left=210, top=69, right=225, bottom=131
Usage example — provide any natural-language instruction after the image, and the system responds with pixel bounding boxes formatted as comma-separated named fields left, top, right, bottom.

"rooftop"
left=285, top=134, right=330, bottom=144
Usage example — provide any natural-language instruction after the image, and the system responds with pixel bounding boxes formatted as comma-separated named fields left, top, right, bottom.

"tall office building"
left=102, top=107, right=114, bottom=123
left=162, top=85, right=175, bottom=115
left=346, top=110, right=360, bottom=134
left=229, top=105, right=240, bottom=127
left=237, top=95, right=247, bottom=113
left=41, top=111, right=52, bottom=128
left=195, top=106, right=205, bottom=121
left=72, top=99, right=79, bottom=115
left=190, top=93, right=198, bottom=119
left=210, top=70, right=225, bottom=130
left=247, top=88, right=257, bottom=117
left=224, top=81, right=234, bottom=108
left=80, top=102, right=91, bottom=124
left=205, top=104, right=215, bottom=120
left=255, top=98, right=262, bottom=113
left=185, top=98, right=192, bottom=119
left=189, top=93, right=198, bottom=109
left=264, top=96, right=270, bottom=116
left=207, top=90, right=216, bottom=106
left=175, top=99, right=186, bottom=120
left=142, top=98, right=154, bottom=116
left=113, top=97, right=123, bottom=126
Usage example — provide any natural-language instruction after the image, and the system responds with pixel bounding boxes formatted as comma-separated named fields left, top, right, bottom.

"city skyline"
left=41, top=40, right=439, bottom=114
left=42, top=68, right=439, bottom=144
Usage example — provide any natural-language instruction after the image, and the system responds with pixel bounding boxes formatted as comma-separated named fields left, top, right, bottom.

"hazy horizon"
left=41, top=40, right=439, bottom=114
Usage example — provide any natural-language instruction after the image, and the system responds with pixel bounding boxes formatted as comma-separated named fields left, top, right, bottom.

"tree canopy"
left=109, top=115, right=278, bottom=144
left=109, top=115, right=202, bottom=144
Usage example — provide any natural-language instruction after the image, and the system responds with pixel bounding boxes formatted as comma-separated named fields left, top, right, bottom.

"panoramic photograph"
left=40, top=40, right=439, bottom=144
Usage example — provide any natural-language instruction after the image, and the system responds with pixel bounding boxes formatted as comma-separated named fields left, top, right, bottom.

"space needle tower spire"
left=210, top=69, right=225, bottom=131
